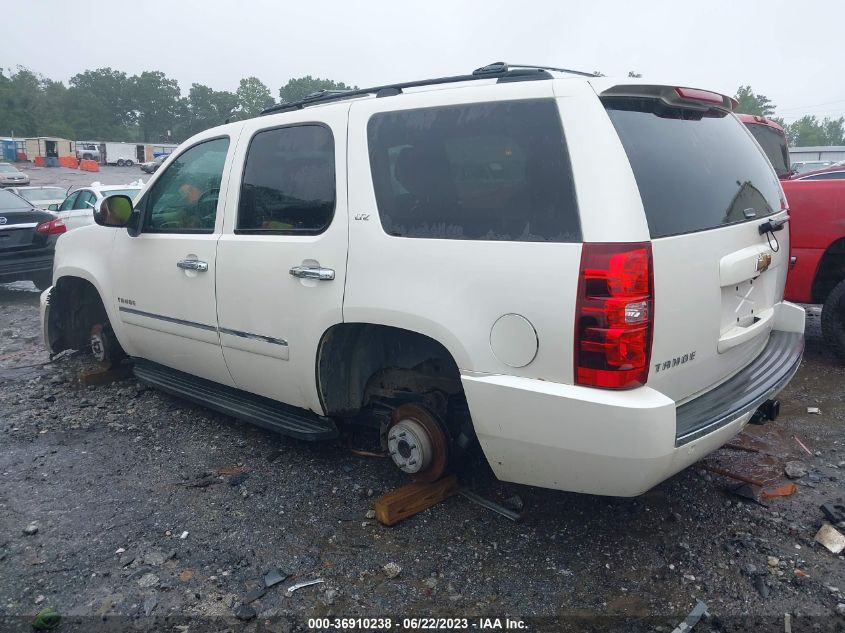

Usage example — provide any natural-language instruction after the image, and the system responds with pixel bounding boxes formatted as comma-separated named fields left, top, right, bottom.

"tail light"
left=35, top=218, right=66, bottom=236
left=575, top=242, right=654, bottom=389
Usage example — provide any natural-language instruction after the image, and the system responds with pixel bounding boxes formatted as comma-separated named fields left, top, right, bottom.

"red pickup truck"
left=738, top=114, right=845, bottom=359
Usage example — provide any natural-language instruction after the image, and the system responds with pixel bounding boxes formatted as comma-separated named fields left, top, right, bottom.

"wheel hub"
left=387, top=419, right=432, bottom=474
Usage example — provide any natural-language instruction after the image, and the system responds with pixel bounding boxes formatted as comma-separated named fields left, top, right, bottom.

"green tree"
left=784, top=115, right=827, bottom=146
left=734, top=85, right=776, bottom=117
left=130, top=71, right=182, bottom=142
left=69, top=68, right=133, bottom=129
left=279, top=76, right=356, bottom=103
left=237, top=76, right=275, bottom=117
left=821, top=117, right=845, bottom=146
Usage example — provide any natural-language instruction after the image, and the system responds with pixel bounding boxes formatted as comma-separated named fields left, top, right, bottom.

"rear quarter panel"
left=781, top=179, right=845, bottom=303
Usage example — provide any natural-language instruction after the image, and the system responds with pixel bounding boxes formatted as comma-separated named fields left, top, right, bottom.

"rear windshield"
left=745, top=123, right=791, bottom=178
left=18, top=187, right=65, bottom=201
left=0, top=188, right=30, bottom=209
left=103, top=188, right=142, bottom=199
left=605, top=97, right=782, bottom=238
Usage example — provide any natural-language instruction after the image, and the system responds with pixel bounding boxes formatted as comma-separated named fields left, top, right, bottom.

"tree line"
left=0, top=65, right=354, bottom=143
left=1, top=65, right=843, bottom=148
left=734, top=85, right=845, bottom=146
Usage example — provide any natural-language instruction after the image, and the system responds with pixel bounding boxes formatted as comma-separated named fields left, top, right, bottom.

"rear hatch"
left=602, top=86, right=789, bottom=403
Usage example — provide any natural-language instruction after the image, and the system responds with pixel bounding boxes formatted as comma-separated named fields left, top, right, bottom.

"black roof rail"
left=260, top=62, right=599, bottom=116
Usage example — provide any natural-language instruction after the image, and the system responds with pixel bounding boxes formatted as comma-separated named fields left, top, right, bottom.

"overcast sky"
left=4, top=0, right=844, bottom=122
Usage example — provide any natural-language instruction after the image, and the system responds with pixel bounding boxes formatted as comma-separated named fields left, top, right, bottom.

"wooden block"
left=79, top=363, right=133, bottom=387
left=374, top=475, right=458, bottom=527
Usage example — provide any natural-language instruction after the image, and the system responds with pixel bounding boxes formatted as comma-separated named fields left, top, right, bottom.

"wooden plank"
left=374, top=475, right=458, bottom=526
left=79, top=363, right=133, bottom=387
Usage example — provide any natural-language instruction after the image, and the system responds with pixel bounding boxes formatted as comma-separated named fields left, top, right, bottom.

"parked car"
left=792, top=166, right=845, bottom=181
left=41, top=64, right=804, bottom=496
left=792, top=160, right=834, bottom=175
left=0, top=187, right=62, bottom=289
left=738, top=115, right=845, bottom=360
left=7, top=186, right=67, bottom=210
left=53, top=181, right=144, bottom=232
left=0, top=162, right=30, bottom=187
left=140, top=154, right=168, bottom=174
left=75, top=142, right=101, bottom=162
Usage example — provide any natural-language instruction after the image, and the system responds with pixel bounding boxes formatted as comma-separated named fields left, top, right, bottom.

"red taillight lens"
left=674, top=87, right=725, bottom=105
left=575, top=242, right=654, bottom=390
left=35, top=218, right=66, bottom=236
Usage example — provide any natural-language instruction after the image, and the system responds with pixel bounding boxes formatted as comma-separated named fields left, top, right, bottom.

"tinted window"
left=803, top=171, right=845, bottom=180
left=144, top=137, right=229, bottom=233
left=237, top=125, right=335, bottom=233
left=367, top=100, right=580, bottom=242
left=605, top=98, right=782, bottom=238
left=745, top=123, right=790, bottom=179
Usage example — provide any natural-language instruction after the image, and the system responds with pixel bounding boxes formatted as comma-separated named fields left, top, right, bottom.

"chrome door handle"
left=176, top=259, right=208, bottom=272
left=289, top=265, right=335, bottom=281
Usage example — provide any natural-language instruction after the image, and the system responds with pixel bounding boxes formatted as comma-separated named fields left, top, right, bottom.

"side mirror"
left=94, top=194, right=135, bottom=228
left=48, top=203, right=58, bottom=211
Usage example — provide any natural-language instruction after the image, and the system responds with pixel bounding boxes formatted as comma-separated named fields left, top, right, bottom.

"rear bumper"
left=0, top=252, right=54, bottom=282
left=462, top=302, right=805, bottom=496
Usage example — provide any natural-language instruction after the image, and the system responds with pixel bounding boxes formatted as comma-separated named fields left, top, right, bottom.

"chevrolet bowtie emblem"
left=756, top=253, right=772, bottom=273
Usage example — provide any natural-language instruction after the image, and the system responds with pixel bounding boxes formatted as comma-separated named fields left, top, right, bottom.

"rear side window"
left=744, top=123, right=791, bottom=179
left=605, top=97, right=782, bottom=238
left=802, top=171, right=845, bottom=180
left=367, top=100, right=580, bottom=242
left=237, top=125, right=335, bottom=234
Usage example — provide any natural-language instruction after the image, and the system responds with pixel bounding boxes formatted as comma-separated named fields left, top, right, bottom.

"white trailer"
left=103, top=142, right=143, bottom=166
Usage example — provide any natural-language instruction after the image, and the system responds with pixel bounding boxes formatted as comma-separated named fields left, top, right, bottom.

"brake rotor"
left=387, top=403, right=449, bottom=482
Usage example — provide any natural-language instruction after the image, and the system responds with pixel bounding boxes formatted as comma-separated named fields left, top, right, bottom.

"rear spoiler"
left=600, top=84, right=737, bottom=112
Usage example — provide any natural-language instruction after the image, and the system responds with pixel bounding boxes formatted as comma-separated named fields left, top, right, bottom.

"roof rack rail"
left=260, top=62, right=598, bottom=116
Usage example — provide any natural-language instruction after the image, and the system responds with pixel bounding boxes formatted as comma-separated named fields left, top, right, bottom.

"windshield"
left=103, top=188, right=142, bottom=199
left=604, top=97, right=782, bottom=238
left=0, top=188, right=31, bottom=209
left=17, top=187, right=65, bottom=201
left=745, top=123, right=791, bottom=178
left=0, top=164, right=18, bottom=173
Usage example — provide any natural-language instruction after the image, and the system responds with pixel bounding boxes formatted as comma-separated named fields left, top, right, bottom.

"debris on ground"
left=179, top=531, right=188, bottom=539
left=793, top=436, right=814, bottom=456
left=784, top=461, right=809, bottom=479
left=502, top=494, right=525, bottom=512
left=383, top=562, right=402, bottom=579
left=669, top=599, right=709, bottom=632
left=233, top=604, right=257, bottom=621
left=760, top=482, right=797, bottom=501
left=814, top=523, right=845, bottom=554
left=22, top=522, right=38, bottom=536
left=31, top=607, right=61, bottom=631
left=217, top=465, right=252, bottom=476
left=374, top=475, right=458, bottom=526
left=286, top=579, right=324, bottom=596
left=264, top=568, right=290, bottom=588
left=243, top=586, right=267, bottom=604
left=821, top=502, right=845, bottom=524
left=458, top=488, right=524, bottom=522
left=807, top=407, right=821, bottom=415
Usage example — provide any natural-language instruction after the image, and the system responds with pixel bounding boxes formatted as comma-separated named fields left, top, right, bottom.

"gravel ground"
left=1, top=167, right=844, bottom=631
left=18, top=164, right=148, bottom=191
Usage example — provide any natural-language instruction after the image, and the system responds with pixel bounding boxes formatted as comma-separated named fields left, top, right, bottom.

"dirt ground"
left=1, top=167, right=844, bottom=632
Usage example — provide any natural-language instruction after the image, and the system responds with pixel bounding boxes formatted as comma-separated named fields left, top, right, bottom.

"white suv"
left=40, top=64, right=805, bottom=496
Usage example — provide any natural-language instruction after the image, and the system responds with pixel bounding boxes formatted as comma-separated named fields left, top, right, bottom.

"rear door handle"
left=289, top=265, right=335, bottom=281
left=176, top=259, right=208, bottom=272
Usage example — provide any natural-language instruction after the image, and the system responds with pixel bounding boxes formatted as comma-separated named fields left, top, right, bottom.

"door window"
left=75, top=191, right=97, bottom=210
left=59, top=191, right=79, bottom=212
left=237, top=125, right=335, bottom=234
left=143, top=137, right=230, bottom=234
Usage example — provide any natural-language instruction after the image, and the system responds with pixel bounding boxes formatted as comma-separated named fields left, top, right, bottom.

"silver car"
left=0, top=162, right=30, bottom=187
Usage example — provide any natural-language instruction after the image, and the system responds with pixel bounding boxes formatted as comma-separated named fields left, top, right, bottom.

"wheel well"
left=316, top=323, right=463, bottom=419
left=47, top=276, right=109, bottom=354
left=812, top=238, right=845, bottom=304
